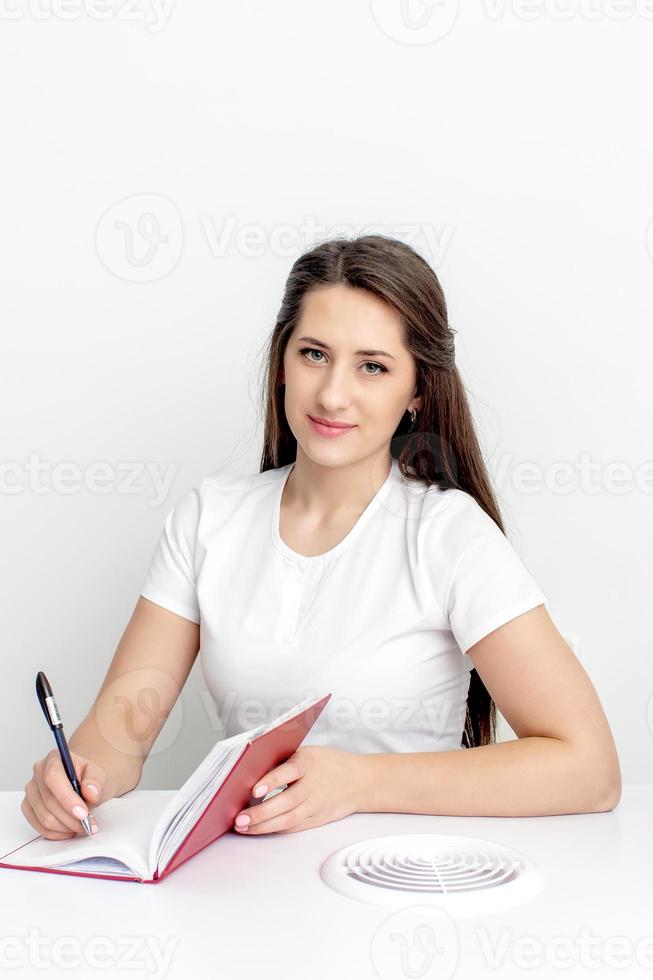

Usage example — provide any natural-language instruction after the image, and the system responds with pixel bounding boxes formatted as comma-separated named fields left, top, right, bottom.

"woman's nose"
left=316, top=370, right=356, bottom=406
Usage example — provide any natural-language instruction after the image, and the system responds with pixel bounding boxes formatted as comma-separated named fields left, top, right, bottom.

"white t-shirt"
left=140, top=458, right=548, bottom=755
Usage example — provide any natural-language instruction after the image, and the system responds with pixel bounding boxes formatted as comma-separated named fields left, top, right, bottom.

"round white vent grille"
left=320, top=834, right=542, bottom=914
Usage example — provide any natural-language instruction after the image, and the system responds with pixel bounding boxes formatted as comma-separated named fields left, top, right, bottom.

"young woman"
left=22, top=235, right=621, bottom=840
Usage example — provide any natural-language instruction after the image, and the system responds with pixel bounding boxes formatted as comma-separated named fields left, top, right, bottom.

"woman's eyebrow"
left=296, top=336, right=396, bottom=360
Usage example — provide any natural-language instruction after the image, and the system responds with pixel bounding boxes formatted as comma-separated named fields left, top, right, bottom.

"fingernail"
left=73, top=805, right=88, bottom=819
left=253, top=785, right=268, bottom=798
left=86, top=784, right=99, bottom=797
left=235, top=814, right=250, bottom=827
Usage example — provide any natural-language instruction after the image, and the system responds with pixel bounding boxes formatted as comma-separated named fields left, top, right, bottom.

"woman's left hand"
left=233, top=746, right=370, bottom=835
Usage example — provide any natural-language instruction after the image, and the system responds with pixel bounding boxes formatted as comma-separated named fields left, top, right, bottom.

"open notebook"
left=0, top=692, right=331, bottom=884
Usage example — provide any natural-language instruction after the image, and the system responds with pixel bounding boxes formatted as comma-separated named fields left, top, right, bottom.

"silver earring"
left=409, top=408, right=417, bottom=424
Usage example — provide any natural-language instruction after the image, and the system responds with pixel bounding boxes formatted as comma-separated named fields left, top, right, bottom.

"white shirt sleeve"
left=442, top=492, right=548, bottom=655
left=139, top=484, right=202, bottom=624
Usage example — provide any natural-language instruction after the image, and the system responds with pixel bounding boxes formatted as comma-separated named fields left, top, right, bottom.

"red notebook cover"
left=0, top=693, right=331, bottom=884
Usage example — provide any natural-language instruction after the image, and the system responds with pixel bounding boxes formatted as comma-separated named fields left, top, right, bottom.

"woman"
left=21, top=235, right=621, bottom=840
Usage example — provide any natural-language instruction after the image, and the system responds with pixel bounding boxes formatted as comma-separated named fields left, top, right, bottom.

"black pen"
left=35, top=671, right=93, bottom=837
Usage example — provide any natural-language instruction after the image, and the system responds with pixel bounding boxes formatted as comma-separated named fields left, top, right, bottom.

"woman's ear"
left=411, top=394, right=423, bottom=413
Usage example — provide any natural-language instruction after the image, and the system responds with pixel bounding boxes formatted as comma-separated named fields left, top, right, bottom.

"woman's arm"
left=359, top=604, right=622, bottom=817
left=67, top=596, right=200, bottom=801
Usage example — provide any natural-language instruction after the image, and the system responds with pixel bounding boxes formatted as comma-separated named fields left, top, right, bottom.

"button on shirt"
left=140, top=458, right=548, bottom=755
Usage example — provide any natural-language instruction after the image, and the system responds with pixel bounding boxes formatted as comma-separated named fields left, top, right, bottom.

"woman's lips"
left=308, top=415, right=356, bottom=438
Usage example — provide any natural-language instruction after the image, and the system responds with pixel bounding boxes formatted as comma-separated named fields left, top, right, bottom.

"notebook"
left=0, top=692, right=331, bottom=884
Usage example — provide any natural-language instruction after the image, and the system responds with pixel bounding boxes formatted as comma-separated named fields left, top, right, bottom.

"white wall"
left=1, top=0, right=651, bottom=791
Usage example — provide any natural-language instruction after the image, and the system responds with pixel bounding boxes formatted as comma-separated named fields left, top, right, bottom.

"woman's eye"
left=301, top=347, right=326, bottom=364
left=298, top=347, right=387, bottom=375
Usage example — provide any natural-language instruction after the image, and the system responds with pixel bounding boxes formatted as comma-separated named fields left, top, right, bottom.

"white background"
left=1, top=0, right=651, bottom=791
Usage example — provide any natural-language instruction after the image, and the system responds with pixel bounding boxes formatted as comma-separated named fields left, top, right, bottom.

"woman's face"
left=281, top=283, right=422, bottom=465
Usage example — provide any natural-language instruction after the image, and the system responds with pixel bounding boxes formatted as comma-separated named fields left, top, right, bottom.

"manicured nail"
left=253, top=785, right=268, bottom=797
left=86, top=784, right=99, bottom=797
left=73, top=805, right=88, bottom=819
left=235, top=814, right=250, bottom=827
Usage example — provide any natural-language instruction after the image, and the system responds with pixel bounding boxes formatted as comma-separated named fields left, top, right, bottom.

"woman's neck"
left=283, top=449, right=393, bottom=522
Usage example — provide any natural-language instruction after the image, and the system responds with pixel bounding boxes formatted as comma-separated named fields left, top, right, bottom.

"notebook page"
left=155, top=744, right=246, bottom=873
left=156, top=748, right=237, bottom=849
left=146, top=724, right=269, bottom=872
left=0, top=790, right=174, bottom=881
left=149, top=741, right=245, bottom=874
left=51, top=856, right=137, bottom=877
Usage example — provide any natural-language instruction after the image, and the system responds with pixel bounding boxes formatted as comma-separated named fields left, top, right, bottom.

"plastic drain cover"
left=320, top=833, right=542, bottom=914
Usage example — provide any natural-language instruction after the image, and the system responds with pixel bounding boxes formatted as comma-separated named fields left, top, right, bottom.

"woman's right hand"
left=21, top=749, right=113, bottom=839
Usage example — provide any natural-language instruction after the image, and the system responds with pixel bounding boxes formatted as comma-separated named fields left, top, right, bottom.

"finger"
left=37, top=777, right=96, bottom=835
left=21, top=794, right=76, bottom=840
left=41, top=756, right=93, bottom=826
left=235, top=785, right=303, bottom=833
left=25, top=779, right=78, bottom=836
left=237, top=783, right=296, bottom=826
left=252, top=755, right=304, bottom=798
left=248, top=785, right=286, bottom=808
left=76, top=759, right=108, bottom=806
left=237, top=798, right=310, bottom=835
left=25, top=780, right=97, bottom=836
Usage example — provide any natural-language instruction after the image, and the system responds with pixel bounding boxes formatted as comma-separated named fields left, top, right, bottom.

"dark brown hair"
left=258, top=234, right=505, bottom=748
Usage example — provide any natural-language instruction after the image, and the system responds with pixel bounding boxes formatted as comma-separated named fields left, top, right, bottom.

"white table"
left=0, top=787, right=651, bottom=979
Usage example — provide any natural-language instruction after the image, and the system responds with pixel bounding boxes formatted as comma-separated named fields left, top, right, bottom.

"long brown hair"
left=257, top=234, right=504, bottom=748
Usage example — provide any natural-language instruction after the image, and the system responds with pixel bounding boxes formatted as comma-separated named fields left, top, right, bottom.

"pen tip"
left=82, top=816, right=93, bottom=837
